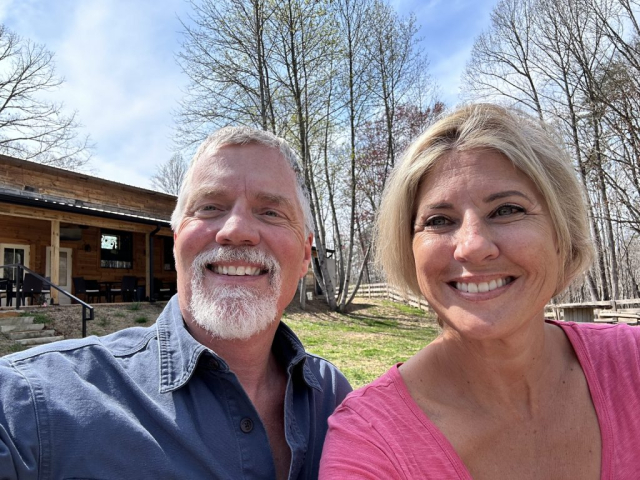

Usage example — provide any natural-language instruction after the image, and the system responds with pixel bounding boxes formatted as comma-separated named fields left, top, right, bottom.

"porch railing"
left=0, top=263, right=94, bottom=337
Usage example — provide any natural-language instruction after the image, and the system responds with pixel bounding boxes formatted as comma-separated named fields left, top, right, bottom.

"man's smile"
left=206, top=263, right=266, bottom=276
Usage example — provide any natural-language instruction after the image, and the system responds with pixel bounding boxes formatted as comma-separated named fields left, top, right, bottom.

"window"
left=100, top=229, right=133, bottom=269
left=163, top=237, right=175, bottom=271
left=1, top=245, right=29, bottom=282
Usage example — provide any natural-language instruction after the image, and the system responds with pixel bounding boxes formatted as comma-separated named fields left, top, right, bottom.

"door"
left=46, top=247, right=73, bottom=305
left=0, top=244, right=30, bottom=307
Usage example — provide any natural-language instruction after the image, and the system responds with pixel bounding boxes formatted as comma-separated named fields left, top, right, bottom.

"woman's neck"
left=401, top=321, right=572, bottom=419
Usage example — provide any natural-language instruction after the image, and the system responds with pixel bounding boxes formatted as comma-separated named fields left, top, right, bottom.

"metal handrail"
left=0, top=263, right=94, bottom=337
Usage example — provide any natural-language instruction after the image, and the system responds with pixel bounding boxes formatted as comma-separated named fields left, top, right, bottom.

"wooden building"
left=0, top=154, right=177, bottom=304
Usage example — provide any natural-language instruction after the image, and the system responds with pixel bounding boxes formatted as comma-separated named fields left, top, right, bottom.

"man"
left=0, top=127, right=351, bottom=479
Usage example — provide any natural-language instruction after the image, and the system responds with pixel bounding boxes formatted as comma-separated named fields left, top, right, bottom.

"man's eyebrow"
left=185, top=186, right=227, bottom=209
left=484, top=190, right=532, bottom=203
left=255, top=192, right=297, bottom=211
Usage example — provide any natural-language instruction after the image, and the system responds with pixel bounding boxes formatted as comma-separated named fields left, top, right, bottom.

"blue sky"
left=0, top=0, right=497, bottom=190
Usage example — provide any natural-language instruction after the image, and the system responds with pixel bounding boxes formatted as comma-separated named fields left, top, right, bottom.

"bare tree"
left=0, top=25, right=91, bottom=170
left=150, top=153, right=188, bottom=196
left=176, top=0, right=278, bottom=146
left=462, top=0, right=546, bottom=119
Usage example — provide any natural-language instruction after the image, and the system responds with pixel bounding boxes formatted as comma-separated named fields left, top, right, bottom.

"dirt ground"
left=0, top=302, right=168, bottom=356
left=0, top=296, right=431, bottom=357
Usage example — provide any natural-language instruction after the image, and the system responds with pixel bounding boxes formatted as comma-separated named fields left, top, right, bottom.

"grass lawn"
left=1, top=298, right=440, bottom=388
left=285, top=299, right=440, bottom=388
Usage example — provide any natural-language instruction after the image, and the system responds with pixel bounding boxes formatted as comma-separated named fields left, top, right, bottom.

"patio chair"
left=153, top=278, right=173, bottom=300
left=121, top=275, right=138, bottom=302
left=0, top=279, right=13, bottom=307
left=19, top=273, right=44, bottom=306
left=73, top=277, right=105, bottom=304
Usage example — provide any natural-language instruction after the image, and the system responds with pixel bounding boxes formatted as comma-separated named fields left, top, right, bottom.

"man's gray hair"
left=171, top=126, right=314, bottom=235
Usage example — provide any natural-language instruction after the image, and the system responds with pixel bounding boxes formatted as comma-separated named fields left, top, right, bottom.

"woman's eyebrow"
left=422, top=201, right=454, bottom=210
left=484, top=190, right=532, bottom=203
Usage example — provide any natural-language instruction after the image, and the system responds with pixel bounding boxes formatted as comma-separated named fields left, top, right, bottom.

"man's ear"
left=300, top=233, right=313, bottom=279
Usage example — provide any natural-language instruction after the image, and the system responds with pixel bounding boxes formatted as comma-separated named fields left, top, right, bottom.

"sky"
left=0, top=0, right=497, bottom=191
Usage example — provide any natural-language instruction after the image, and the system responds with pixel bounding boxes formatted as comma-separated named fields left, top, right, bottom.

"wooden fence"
left=346, top=283, right=432, bottom=313
left=348, top=283, right=640, bottom=323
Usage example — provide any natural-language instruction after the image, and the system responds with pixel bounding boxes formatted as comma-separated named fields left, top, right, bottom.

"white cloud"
left=0, top=0, right=499, bottom=187
left=0, top=0, right=189, bottom=189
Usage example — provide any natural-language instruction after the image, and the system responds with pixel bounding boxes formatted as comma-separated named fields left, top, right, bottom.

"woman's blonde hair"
left=375, top=103, right=594, bottom=297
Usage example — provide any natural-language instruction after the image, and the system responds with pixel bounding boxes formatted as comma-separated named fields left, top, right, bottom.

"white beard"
left=188, top=246, right=282, bottom=340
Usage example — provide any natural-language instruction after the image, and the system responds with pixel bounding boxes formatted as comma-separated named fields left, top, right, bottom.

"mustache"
left=191, top=246, right=280, bottom=274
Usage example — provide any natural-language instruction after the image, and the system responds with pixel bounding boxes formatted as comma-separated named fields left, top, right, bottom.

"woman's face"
left=412, top=149, right=560, bottom=340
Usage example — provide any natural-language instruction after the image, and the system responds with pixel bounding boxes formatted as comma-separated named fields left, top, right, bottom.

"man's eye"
left=493, top=205, right=524, bottom=217
left=263, top=210, right=280, bottom=217
left=196, top=205, right=221, bottom=215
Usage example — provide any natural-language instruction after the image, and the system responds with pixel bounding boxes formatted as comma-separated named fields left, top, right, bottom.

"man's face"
left=174, top=143, right=312, bottom=340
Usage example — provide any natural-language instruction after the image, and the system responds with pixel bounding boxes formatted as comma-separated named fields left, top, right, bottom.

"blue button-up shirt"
left=0, top=296, right=351, bottom=479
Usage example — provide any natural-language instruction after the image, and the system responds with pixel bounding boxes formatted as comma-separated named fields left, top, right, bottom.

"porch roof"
left=0, top=186, right=171, bottom=228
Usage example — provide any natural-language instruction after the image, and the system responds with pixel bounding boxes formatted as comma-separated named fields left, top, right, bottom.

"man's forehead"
left=195, top=143, right=289, bottom=173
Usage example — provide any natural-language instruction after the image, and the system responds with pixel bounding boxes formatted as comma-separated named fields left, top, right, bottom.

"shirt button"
left=240, top=418, right=254, bottom=433
left=206, top=358, right=220, bottom=370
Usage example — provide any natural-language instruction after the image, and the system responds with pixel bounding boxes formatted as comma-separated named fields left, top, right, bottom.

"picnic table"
left=596, top=309, right=640, bottom=325
left=554, top=301, right=614, bottom=323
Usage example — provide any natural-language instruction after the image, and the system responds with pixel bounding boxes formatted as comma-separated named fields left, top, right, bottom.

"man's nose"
left=452, top=216, right=499, bottom=264
left=215, top=207, right=260, bottom=246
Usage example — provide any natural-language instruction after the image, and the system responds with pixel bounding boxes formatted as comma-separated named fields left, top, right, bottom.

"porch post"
left=50, top=220, right=60, bottom=304
left=145, top=232, right=151, bottom=300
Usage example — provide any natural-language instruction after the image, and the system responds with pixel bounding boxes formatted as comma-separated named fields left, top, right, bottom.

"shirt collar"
left=156, top=296, right=322, bottom=393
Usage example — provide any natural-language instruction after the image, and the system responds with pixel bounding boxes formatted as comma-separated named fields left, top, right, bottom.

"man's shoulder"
left=2, top=323, right=157, bottom=367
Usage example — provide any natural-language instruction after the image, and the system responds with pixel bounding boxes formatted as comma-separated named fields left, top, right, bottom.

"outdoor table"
left=555, top=301, right=614, bottom=323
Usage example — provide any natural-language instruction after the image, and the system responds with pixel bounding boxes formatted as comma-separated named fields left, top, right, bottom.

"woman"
left=320, top=104, right=640, bottom=479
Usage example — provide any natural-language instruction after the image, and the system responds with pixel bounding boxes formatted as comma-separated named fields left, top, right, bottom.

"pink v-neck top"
left=319, top=321, right=640, bottom=479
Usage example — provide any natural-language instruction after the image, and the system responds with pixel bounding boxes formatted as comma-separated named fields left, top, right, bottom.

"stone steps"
left=7, top=329, right=57, bottom=340
left=1, top=314, right=63, bottom=347
left=0, top=316, right=35, bottom=326
left=15, top=335, right=65, bottom=346
left=0, top=322, right=44, bottom=333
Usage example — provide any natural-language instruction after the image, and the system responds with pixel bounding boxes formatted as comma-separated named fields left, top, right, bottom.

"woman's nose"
left=453, top=218, right=499, bottom=263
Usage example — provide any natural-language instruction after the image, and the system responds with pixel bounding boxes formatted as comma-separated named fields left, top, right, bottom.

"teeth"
left=212, top=265, right=261, bottom=276
left=455, top=277, right=511, bottom=293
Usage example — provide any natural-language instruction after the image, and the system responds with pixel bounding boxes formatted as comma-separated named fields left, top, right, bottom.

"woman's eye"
left=493, top=205, right=524, bottom=217
left=417, top=216, right=452, bottom=229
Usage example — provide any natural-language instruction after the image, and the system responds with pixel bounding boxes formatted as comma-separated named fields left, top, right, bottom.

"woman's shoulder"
left=550, top=319, right=640, bottom=353
left=338, top=365, right=402, bottom=407
left=550, top=320, right=640, bottom=388
left=331, top=364, right=414, bottom=422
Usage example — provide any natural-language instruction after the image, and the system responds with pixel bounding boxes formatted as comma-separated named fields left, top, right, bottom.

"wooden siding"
left=0, top=217, right=176, bottom=291
left=0, top=155, right=176, bottom=219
